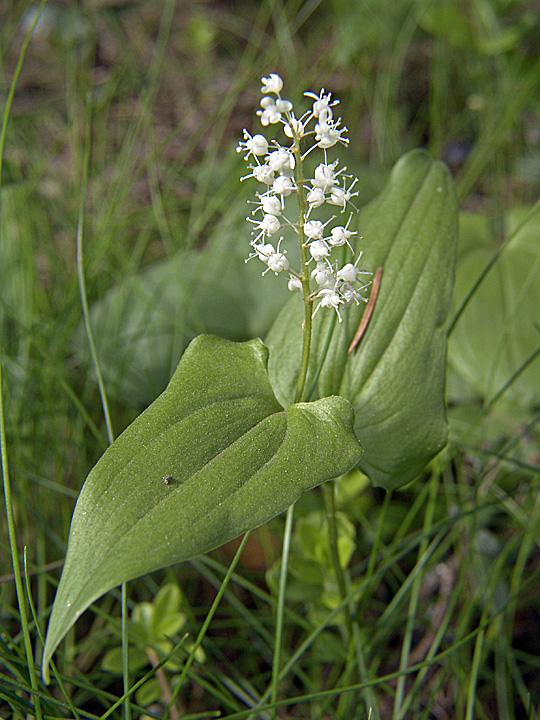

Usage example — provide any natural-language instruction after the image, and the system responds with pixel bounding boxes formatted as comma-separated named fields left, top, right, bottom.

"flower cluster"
left=237, top=73, right=371, bottom=321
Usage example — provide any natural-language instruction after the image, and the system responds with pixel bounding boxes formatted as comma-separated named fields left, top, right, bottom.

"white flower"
left=261, top=73, right=283, bottom=95
left=245, top=242, right=275, bottom=264
left=288, top=275, right=303, bottom=292
left=311, top=262, right=335, bottom=288
left=283, top=114, right=306, bottom=139
left=309, top=239, right=330, bottom=261
left=258, top=194, right=282, bottom=216
left=306, top=187, right=325, bottom=209
left=329, top=215, right=357, bottom=251
left=337, top=262, right=360, bottom=282
left=247, top=213, right=280, bottom=243
left=248, top=164, right=275, bottom=185
left=257, top=96, right=293, bottom=126
left=305, top=216, right=334, bottom=243
left=267, top=147, right=295, bottom=173
left=236, top=131, right=269, bottom=160
left=314, top=288, right=343, bottom=321
left=254, top=242, right=275, bottom=260
left=259, top=237, right=289, bottom=275
left=257, top=213, right=280, bottom=236
left=311, top=161, right=339, bottom=191
left=257, top=97, right=281, bottom=126
left=304, top=220, right=325, bottom=241
left=304, top=89, right=339, bottom=121
left=272, top=175, right=295, bottom=197
left=339, top=282, right=364, bottom=306
left=337, top=252, right=368, bottom=283
left=329, top=226, right=354, bottom=250
left=328, top=177, right=358, bottom=210
left=246, top=240, right=288, bottom=277
left=265, top=250, right=289, bottom=274
left=315, top=117, right=349, bottom=149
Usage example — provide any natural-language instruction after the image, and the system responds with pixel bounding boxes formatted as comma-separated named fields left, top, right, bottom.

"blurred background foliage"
left=3, top=0, right=540, bottom=408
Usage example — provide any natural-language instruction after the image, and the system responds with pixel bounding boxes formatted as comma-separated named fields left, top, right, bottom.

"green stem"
left=295, top=286, right=313, bottom=404
left=292, top=133, right=313, bottom=404
left=270, top=503, right=295, bottom=719
left=121, top=583, right=132, bottom=720
left=393, top=472, right=438, bottom=719
left=322, top=483, right=352, bottom=637
left=358, top=488, right=393, bottom=618
left=77, top=94, right=115, bottom=447
left=166, top=531, right=252, bottom=718
left=0, top=353, right=44, bottom=720
left=323, top=481, right=364, bottom=715
left=306, top=311, right=337, bottom=402
left=76, top=91, right=131, bottom=717
left=0, top=4, right=48, bottom=716
left=24, top=549, right=82, bottom=720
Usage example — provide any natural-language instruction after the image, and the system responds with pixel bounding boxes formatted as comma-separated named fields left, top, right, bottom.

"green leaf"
left=152, top=583, right=184, bottom=635
left=266, top=150, right=458, bottom=489
left=136, top=677, right=162, bottom=708
left=448, top=207, right=540, bottom=409
left=101, top=646, right=148, bottom=674
left=297, top=511, right=356, bottom=569
left=42, top=335, right=361, bottom=681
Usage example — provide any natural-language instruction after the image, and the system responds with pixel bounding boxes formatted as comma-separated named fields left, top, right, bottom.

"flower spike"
left=238, top=74, right=370, bottom=319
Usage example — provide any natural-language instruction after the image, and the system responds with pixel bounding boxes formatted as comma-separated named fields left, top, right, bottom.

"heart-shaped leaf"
left=42, top=335, right=362, bottom=681
left=266, top=150, right=458, bottom=489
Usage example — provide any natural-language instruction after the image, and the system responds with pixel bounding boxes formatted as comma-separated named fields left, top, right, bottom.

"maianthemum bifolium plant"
left=41, top=73, right=459, bottom=694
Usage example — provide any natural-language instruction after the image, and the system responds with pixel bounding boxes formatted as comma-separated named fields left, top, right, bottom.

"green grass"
left=2, top=0, right=540, bottom=718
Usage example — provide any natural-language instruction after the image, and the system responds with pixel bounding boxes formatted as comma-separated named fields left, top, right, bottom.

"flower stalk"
left=292, top=130, right=313, bottom=402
